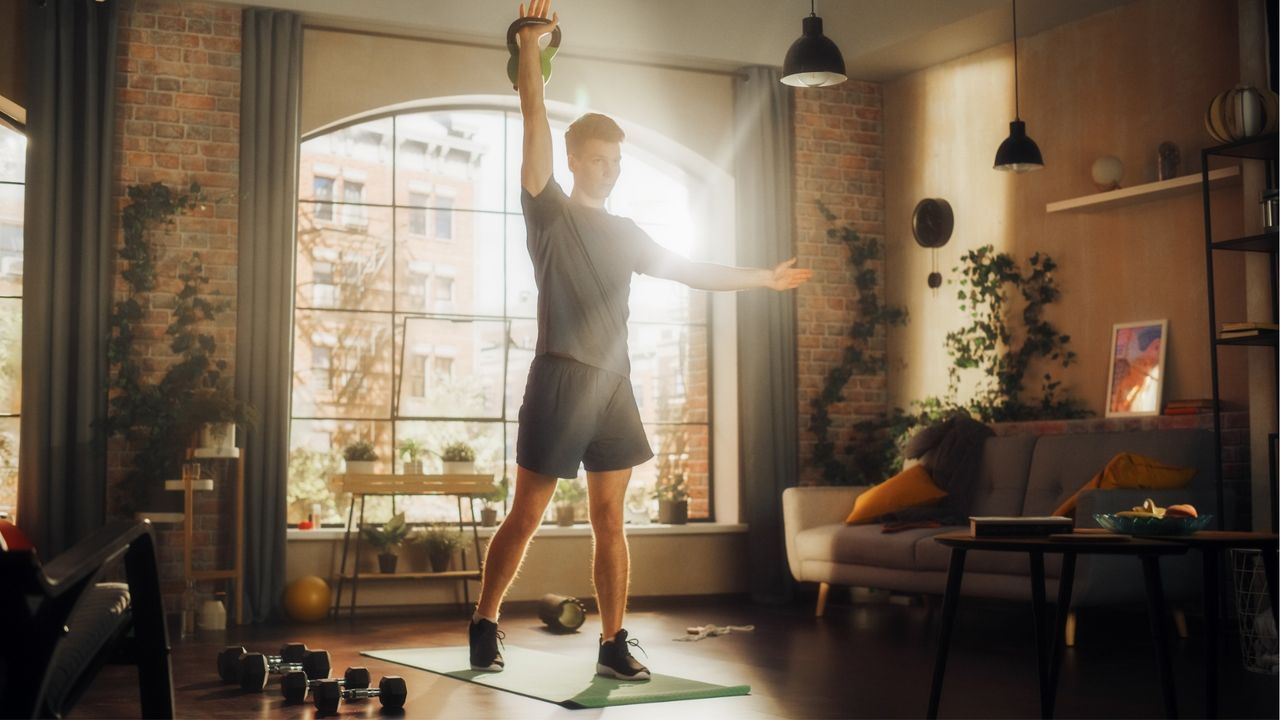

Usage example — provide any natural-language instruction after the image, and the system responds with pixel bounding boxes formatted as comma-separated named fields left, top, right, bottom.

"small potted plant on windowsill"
left=413, top=523, right=463, bottom=573
left=398, top=438, right=426, bottom=475
left=653, top=473, right=689, bottom=525
left=480, top=479, right=508, bottom=527
left=361, top=512, right=409, bottom=573
left=343, top=440, right=378, bottom=475
left=553, top=477, right=586, bottom=527
left=440, top=441, right=476, bottom=475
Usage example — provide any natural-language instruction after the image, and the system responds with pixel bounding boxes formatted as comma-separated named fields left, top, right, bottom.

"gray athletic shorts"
left=515, top=354, right=653, bottom=479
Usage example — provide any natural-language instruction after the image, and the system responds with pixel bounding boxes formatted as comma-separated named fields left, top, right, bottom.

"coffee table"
left=926, top=531, right=1189, bottom=719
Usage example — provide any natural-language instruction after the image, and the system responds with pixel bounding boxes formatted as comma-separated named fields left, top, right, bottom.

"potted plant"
left=653, top=473, right=689, bottom=525
left=553, top=478, right=586, bottom=527
left=360, top=512, right=409, bottom=573
left=181, top=386, right=257, bottom=456
left=480, top=479, right=508, bottom=527
left=440, top=441, right=476, bottom=475
left=414, top=523, right=463, bottom=573
left=343, top=440, right=378, bottom=474
left=398, top=438, right=427, bottom=475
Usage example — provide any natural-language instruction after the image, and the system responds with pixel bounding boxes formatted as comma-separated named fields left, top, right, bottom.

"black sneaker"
left=596, top=628, right=650, bottom=681
left=469, top=618, right=505, bottom=672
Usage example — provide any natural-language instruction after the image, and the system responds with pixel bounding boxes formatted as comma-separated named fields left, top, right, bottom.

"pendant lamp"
left=993, top=0, right=1043, bottom=172
left=781, top=0, right=846, bottom=88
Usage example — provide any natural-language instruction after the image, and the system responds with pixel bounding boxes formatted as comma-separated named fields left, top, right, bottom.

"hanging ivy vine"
left=807, top=202, right=909, bottom=486
left=106, top=181, right=251, bottom=513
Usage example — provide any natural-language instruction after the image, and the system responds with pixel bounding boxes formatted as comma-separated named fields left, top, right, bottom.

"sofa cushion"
left=1052, top=452, right=1196, bottom=516
left=1021, top=429, right=1213, bottom=516
left=913, top=532, right=1063, bottom=578
left=795, top=523, right=948, bottom=571
left=845, top=465, right=946, bottom=524
left=968, top=435, right=1039, bottom=517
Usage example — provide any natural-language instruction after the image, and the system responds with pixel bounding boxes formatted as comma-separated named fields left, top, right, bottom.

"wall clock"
left=911, top=198, right=953, bottom=289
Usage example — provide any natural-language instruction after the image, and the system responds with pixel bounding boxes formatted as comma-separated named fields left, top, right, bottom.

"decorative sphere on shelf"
left=1091, top=156, right=1124, bottom=191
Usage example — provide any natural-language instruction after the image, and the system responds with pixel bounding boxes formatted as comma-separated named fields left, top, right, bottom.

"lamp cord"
left=810, top=0, right=816, bottom=17
left=1012, top=0, right=1020, bottom=119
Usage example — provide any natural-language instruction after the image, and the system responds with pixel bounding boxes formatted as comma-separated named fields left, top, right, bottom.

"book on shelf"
left=1221, top=321, right=1279, bottom=332
left=1164, top=398, right=1215, bottom=409
left=1218, top=328, right=1277, bottom=339
left=969, top=516, right=1074, bottom=538
left=1163, top=406, right=1210, bottom=416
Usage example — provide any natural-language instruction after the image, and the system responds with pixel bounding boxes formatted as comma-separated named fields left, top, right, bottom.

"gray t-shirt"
left=521, top=178, right=673, bottom=377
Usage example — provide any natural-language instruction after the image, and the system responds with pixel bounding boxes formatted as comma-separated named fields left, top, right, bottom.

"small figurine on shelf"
left=413, top=523, right=463, bottom=572
left=343, top=440, right=378, bottom=475
left=360, top=512, right=409, bottom=574
left=398, top=438, right=427, bottom=475
left=439, top=441, right=476, bottom=475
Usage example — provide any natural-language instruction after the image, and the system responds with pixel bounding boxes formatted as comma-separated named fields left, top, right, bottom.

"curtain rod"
left=302, top=23, right=751, bottom=81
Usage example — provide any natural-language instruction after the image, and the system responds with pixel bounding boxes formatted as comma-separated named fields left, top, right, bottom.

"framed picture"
left=1105, top=319, right=1168, bottom=417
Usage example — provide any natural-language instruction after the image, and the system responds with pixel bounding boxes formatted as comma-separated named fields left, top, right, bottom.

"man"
left=469, top=0, right=813, bottom=680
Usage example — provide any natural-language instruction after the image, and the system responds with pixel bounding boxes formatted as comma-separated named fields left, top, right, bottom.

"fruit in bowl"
left=1095, top=498, right=1211, bottom=536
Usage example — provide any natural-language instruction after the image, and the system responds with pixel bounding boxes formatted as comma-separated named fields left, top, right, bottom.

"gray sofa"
left=783, top=429, right=1215, bottom=639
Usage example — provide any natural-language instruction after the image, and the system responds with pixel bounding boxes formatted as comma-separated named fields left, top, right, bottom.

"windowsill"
left=287, top=522, right=747, bottom=541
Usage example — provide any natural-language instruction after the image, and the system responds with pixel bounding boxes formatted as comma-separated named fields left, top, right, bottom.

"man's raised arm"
left=516, top=1, right=559, bottom=196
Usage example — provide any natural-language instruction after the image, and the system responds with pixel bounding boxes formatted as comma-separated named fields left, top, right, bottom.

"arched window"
left=0, top=117, right=24, bottom=518
left=289, top=103, right=713, bottom=525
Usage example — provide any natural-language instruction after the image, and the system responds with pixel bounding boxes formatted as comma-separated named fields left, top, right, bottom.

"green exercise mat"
left=362, top=645, right=750, bottom=709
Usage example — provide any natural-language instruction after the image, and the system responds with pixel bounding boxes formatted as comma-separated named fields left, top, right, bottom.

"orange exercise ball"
left=284, top=576, right=331, bottom=623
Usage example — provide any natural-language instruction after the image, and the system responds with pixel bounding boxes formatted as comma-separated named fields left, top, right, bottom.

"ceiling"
left=217, top=0, right=1137, bottom=80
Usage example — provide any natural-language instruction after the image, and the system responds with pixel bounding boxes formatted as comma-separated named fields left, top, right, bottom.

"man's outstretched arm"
left=647, top=255, right=813, bottom=292
left=517, top=0, right=558, bottom=196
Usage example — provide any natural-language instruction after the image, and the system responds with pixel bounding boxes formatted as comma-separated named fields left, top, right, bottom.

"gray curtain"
left=18, top=0, right=118, bottom=557
left=237, top=9, right=301, bottom=621
left=734, top=66, right=798, bottom=604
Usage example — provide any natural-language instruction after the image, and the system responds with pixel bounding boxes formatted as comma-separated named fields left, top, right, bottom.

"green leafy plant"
left=106, top=181, right=255, bottom=512
left=343, top=440, right=378, bottom=462
left=651, top=473, right=688, bottom=503
left=397, top=438, right=427, bottom=463
left=807, top=201, right=909, bottom=486
left=360, top=512, right=409, bottom=554
left=411, top=523, right=463, bottom=554
left=553, top=477, right=586, bottom=508
left=441, top=441, right=476, bottom=462
left=481, top=478, right=509, bottom=510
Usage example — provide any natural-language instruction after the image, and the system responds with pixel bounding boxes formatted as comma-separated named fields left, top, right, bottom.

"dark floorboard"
left=72, top=596, right=1278, bottom=719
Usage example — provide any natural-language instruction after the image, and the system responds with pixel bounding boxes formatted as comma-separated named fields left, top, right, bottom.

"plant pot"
left=442, top=460, right=474, bottom=475
left=404, top=460, right=424, bottom=475
left=346, top=460, right=376, bottom=475
left=428, top=548, right=453, bottom=573
left=555, top=504, right=576, bottom=527
left=658, top=499, right=688, bottom=525
left=377, top=552, right=398, bottom=574
left=199, top=422, right=236, bottom=454
left=480, top=507, right=499, bottom=527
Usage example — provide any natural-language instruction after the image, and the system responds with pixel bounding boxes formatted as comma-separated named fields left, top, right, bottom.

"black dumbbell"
left=216, top=643, right=312, bottom=683
left=313, top=675, right=407, bottom=715
left=239, top=648, right=331, bottom=692
left=281, top=666, right=371, bottom=703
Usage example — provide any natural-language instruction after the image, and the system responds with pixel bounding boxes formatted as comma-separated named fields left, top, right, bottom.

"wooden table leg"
left=1049, top=551, right=1076, bottom=714
left=928, top=548, right=966, bottom=719
left=1198, top=548, right=1221, bottom=718
left=1028, top=550, right=1050, bottom=718
left=1142, top=555, right=1178, bottom=719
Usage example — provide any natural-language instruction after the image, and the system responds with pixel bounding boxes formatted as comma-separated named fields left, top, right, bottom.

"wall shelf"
left=1213, top=231, right=1278, bottom=253
left=1046, top=166, right=1239, bottom=213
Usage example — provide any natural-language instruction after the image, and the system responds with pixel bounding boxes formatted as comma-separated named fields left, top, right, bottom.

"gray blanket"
left=881, top=415, right=993, bottom=525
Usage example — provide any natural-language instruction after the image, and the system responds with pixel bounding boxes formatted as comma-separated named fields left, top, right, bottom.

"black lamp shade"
left=781, top=15, right=847, bottom=88
left=993, top=120, right=1044, bottom=172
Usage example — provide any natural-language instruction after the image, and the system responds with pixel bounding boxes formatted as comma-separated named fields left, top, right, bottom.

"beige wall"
left=301, top=29, right=736, bottom=172
left=884, top=0, right=1248, bottom=413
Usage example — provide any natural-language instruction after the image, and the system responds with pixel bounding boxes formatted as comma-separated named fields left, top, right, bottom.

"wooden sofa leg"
left=1064, top=610, right=1077, bottom=647
left=1173, top=608, right=1188, bottom=639
left=816, top=582, right=830, bottom=617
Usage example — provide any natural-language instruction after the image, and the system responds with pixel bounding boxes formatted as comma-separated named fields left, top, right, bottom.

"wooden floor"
left=73, top=594, right=1277, bottom=719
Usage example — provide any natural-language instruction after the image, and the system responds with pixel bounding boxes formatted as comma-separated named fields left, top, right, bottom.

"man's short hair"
left=565, top=113, right=624, bottom=156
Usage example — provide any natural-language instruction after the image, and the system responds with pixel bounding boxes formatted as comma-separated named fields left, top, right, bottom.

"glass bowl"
left=1093, top=513, right=1213, bottom=536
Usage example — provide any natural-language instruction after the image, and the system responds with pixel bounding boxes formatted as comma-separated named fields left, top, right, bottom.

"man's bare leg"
left=586, top=467, right=632, bottom=640
left=474, top=465, right=557, bottom=620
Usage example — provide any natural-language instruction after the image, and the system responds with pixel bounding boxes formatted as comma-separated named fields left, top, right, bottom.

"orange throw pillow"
left=845, top=464, right=947, bottom=525
left=1052, top=452, right=1196, bottom=517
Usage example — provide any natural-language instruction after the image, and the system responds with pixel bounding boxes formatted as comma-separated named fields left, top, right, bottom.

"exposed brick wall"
left=108, top=0, right=241, bottom=605
left=792, top=82, right=886, bottom=486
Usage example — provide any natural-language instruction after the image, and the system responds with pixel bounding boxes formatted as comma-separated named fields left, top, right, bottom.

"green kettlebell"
left=506, top=17, right=561, bottom=91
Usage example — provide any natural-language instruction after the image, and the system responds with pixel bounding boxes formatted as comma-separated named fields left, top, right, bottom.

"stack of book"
left=1218, top=321, right=1278, bottom=340
left=1163, top=398, right=1215, bottom=415
left=969, top=516, right=1073, bottom=537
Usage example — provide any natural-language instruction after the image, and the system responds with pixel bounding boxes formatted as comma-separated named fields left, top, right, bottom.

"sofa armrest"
left=782, top=486, right=866, bottom=581
left=1075, top=487, right=1214, bottom=528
